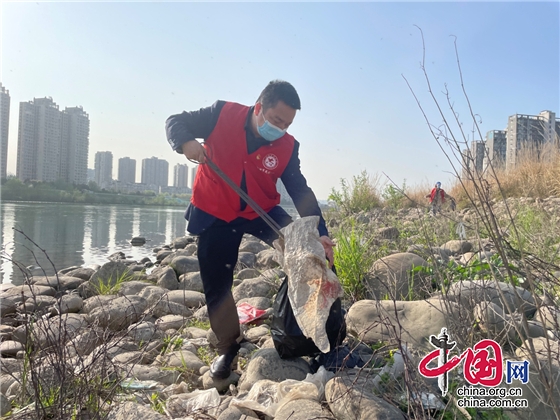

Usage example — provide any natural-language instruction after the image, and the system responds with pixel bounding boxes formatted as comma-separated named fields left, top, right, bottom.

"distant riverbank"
left=1, top=178, right=189, bottom=207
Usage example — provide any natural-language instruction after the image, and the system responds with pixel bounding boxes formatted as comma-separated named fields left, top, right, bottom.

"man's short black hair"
left=257, top=80, right=301, bottom=111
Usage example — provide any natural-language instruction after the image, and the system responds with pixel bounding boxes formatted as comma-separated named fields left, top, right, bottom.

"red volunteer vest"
left=430, top=188, right=445, bottom=203
left=191, top=102, right=295, bottom=222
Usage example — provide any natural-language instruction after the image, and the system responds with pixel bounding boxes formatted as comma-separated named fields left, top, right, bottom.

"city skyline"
left=2, top=2, right=559, bottom=199
left=1, top=85, right=557, bottom=194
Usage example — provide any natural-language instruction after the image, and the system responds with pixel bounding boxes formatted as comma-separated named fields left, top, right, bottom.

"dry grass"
left=438, top=142, right=560, bottom=207
left=495, top=142, right=560, bottom=198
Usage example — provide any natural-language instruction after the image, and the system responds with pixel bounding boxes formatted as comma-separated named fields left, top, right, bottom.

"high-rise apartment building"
left=16, top=97, right=89, bottom=183
left=141, top=157, right=168, bottom=187
left=118, top=157, right=136, bottom=184
left=483, top=130, right=507, bottom=172
left=17, top=98, right=61, bottom=182
left=0, top=83, right=10, bottom=179
left=505, top=110, right=560, bottom=170
left=173, top=163, right=189, bottom=188
left=60, top=107, right=90, bottom=185
left=95, top=151, right=113, bottom=188
left=190, top=166, right=198, bottom=189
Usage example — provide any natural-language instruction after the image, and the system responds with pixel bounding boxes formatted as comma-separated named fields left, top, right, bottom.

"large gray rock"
left=82, top=295, right=116, bottom=314
left=155, top=349, right=206, bottom=372
left=0, top=341, right=24, bottom=357
left=106, top=402, right=168, bottom=420
left=179, top=272, right=204, bottom=292
left=365, top=252, right=431, bottom=300
left=440, top=240, right=473, bottom=255
left=172, top=236, right=191, bottom=250
left=32, top=313, right=88, bottom=349
left=0, top=358, right=23, bottom=375
left=87, top=261, right=132, bottom=295
left=61, top=267, right=95, bottom=280
left=58, top=294, right=83, bottom=313
left=156, top=249, right=173, bottom=262
left=445, top=280, right=536, bottom=316
left=170, top=256, right=200, bottom=275
left=165, top=290, right=206, bottom=308
left=18, top=295, right=56, bottom=313
left=124, top=365, right=182, bottom=386
left=156, top=266, right=178, bottom=291
left=236, top=268, right=261, bottom=280
left=237, top=252, right=257, bottom=269
left=0, top=393, right=10, bottom=416
left=154, top=315, right=189, bottom=331
left=65, top=329, right=103, bottom=357
left=33, top=275, right=86, bottom=291
left=0, top=296, right=18, bottom=316
left=148, top=299, right=192, bottom=318
left=346, top=298, right=465, bottom=351
left=138, top=286, right=168, bottom=305
left=239, top=240, right=268, bottom=254
left=377, top=226, right=399, bottom=240
left=237, top=348, right=311, bottom=392
left=1, top=284, right=56, bottom=300
left=118, top=280, right=152, bottom=296
left=326, top=371, right=405, bottom=419
left=232, top=277, right=275, bottom=303
left=217, top=405, right=260, bottom=420
left=275, top=398, right=335, bottom=420
left=256, top=249, right=280, bottom=270
left=127, top=321, right=161, bottom=343
left=407, top=245, right=452, bottom=263
left=87, top=295, right=148, bottom=331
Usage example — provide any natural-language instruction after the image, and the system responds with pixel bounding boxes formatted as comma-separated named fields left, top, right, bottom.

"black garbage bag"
left=270, top=275, right=346, bottom=359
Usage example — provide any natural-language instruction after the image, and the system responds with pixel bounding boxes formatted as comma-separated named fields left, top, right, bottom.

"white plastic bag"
left=275, top=366, right=335, bottom=412
left=230, top=379, right=279, bottom=417
left=274, top=216, right=344, bottom=353
left=166, top=388, right=221, bottom=418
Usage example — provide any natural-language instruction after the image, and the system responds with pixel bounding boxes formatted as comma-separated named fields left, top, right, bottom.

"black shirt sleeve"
left=165, top=100, right=226, bottom=153
left=281, top=141, right=329, bottom=237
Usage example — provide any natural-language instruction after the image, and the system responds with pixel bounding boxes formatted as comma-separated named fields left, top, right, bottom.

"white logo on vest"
left=263, top=153, right=279, bottom=170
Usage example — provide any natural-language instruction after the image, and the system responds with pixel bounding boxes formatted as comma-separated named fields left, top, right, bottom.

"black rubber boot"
left=210, top=344, right=240, bottom=380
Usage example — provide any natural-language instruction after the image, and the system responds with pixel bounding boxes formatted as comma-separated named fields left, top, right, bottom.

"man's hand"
left=319, top=235, right=335, bottom=268
left=182, top=140, right=206, bottom=164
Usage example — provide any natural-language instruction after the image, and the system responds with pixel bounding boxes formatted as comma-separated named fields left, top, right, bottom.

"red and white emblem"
left=262, top=153, right=279, bottom=170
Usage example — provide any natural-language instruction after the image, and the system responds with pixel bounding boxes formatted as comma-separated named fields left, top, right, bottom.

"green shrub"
left=333, top=221, right=377, bottom=301
left=328, top=170, right=381, bottom=214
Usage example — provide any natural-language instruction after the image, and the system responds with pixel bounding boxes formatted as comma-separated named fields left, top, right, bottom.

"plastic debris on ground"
left=237, top=302, right=267, bottom=324
left=120, top=379, right=161, bottom=390
left=274, top=216, right=344, bottom=353
left=231, top=366, right=334, bottom=417
left=166, top=388, right=221, bottom=418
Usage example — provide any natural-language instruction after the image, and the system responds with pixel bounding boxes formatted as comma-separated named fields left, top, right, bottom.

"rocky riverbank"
left=1, top=197, right=560, bottom=419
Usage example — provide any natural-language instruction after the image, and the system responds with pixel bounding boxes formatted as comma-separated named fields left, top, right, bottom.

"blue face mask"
left=257, top=109, right=286, bottom=142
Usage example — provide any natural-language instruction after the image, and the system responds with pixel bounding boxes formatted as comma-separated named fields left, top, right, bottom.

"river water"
left=0, top=202, right=189, bottom=285
left=0, top=201, right=298, bottom=285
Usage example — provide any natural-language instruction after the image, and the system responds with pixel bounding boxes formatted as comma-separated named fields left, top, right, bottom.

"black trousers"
left=197, top=206, right=293, bottom=355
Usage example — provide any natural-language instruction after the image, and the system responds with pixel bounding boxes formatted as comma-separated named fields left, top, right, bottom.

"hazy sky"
left=2, top=1, right=558, bottom=200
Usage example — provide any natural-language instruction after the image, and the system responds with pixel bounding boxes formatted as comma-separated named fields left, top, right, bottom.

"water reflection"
left=1, top=202, right=187, bottom=285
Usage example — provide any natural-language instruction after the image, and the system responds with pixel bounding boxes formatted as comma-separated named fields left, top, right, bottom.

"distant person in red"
left=426, top=182, right=455, bottom=215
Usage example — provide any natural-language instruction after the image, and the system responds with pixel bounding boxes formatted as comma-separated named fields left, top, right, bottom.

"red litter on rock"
left=237, top=302, right=267, bottom=324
